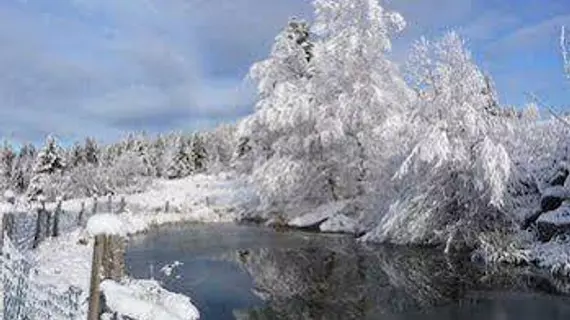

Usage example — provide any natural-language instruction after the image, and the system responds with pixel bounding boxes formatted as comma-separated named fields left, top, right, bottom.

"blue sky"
left=0, top=0, right=569, bottom=144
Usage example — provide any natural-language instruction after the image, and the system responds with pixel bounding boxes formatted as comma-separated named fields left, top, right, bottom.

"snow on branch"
left=561, top=26, right=570, bottom=78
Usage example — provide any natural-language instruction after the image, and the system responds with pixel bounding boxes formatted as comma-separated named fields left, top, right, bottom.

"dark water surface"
left=125, top=224, right=570, bottom=320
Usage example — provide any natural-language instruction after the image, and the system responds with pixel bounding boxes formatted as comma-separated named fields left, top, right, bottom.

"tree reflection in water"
left=231, top=237, right=570, bottom=320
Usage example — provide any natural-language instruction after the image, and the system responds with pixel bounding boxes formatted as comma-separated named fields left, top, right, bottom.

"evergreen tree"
left=14, top=143, right=36, bottom=193
left=69, top=142, right=85, bottom=168
left=84, top=137, right=99, bottom=165
left=27, top=136, right=66, bottom=200
left=165, top=137, right=192, bottom=179
left=190, top=133, right=207, bottom=173
left=0, top=141, right=15, bottom=190
left=149, top=134, right=166, bottom=178
left=12, top=166, right=26, bottom=194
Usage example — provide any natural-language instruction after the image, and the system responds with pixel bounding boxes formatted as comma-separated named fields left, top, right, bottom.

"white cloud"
left=0, top=0, right=308, bottom=142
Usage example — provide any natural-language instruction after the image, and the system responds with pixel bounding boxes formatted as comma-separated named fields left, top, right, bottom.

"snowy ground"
left=101, top=279, right=199, bottom=320
left=30, top=172, right=255, bottom=319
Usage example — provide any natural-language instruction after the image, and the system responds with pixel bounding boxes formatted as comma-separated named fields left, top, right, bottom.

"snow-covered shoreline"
left=29, top=173, right=254, bottom=320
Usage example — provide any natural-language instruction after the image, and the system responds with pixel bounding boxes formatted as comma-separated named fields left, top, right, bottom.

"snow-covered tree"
left=0, top=141, right=15, bottom=190
left=310, top=0, right=412, bottom=200
left=241, top=0, right=412, bottom=214
left=32, top=136, right=66, bottom=175
left=149, top=134, right=167, bottom=178
left=69, top=142, right=85, bottom=168
left=203, top=124, right=236, bottom=172
left=27, top=135, right=66, bottom=200
left=190, top=133, right=207, bottom=173
left=364, top=32, right=513, bottom=248
left=165, top=137, right=192, bottom=179
left=249, top=18, right=314, bottom=103
left=84, top=137, right=100, bottom=165
left=235, top=17, right=316, bottom=175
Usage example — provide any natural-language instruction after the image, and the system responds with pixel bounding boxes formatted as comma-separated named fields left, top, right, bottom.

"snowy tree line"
left=0, top=124, right=237, bottom=201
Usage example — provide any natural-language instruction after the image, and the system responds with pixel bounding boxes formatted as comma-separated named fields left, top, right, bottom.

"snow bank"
left=86, top=213, right=126, bottom=236
left=101, top=279, right=199, bottom=320
left=319, top=214, right=358, bottom=234
left=288, top=201, right=351, bottom=229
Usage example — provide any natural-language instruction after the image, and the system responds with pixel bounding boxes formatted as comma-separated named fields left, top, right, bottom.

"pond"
left=125, top=224, right=570, bottom=320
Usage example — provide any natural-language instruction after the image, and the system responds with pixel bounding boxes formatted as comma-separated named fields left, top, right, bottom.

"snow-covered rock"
left=540, top=186, right=570, bottom=211
left=288, top=201, right=351, bottom=229
left=536, top=203, right=570, bottom=241
left=538, top=203, right=570, bottom=226
left=319, top=214, right=358, bottom=234
left=101, top=279, right=199, bottom=320
left=160, top=261, right=183, bottom=277
left=529, top=238, right=570, bottom=277
left=86, top=213, right=126, bottom=237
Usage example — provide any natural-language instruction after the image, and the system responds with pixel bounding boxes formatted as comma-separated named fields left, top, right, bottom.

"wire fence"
left=1, top=235, right=82, bottom=320
left=6, top=196, right=127, bottom=253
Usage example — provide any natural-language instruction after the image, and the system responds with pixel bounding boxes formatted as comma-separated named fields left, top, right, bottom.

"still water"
left=125, top=224, right=570, bottom=320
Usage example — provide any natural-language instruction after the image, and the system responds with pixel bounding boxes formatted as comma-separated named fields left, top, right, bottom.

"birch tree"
left=364, top=32, right=513, bottom=248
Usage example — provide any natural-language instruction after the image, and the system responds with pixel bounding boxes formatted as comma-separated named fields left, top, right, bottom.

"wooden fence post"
left=101, top=235, right=126, bottom=281
left=45, top=212, right=52, bottom=239
left=92, top=197, right=98, bottom=216
left=87, top=234, right=105, bottom=320
left=78, top=202, right=86, bottom=227
left=53, top=200, right=62, bottom=238
left=86, top=214, right=126, bottom=320
left=33, top=207, right=44, bottom=249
